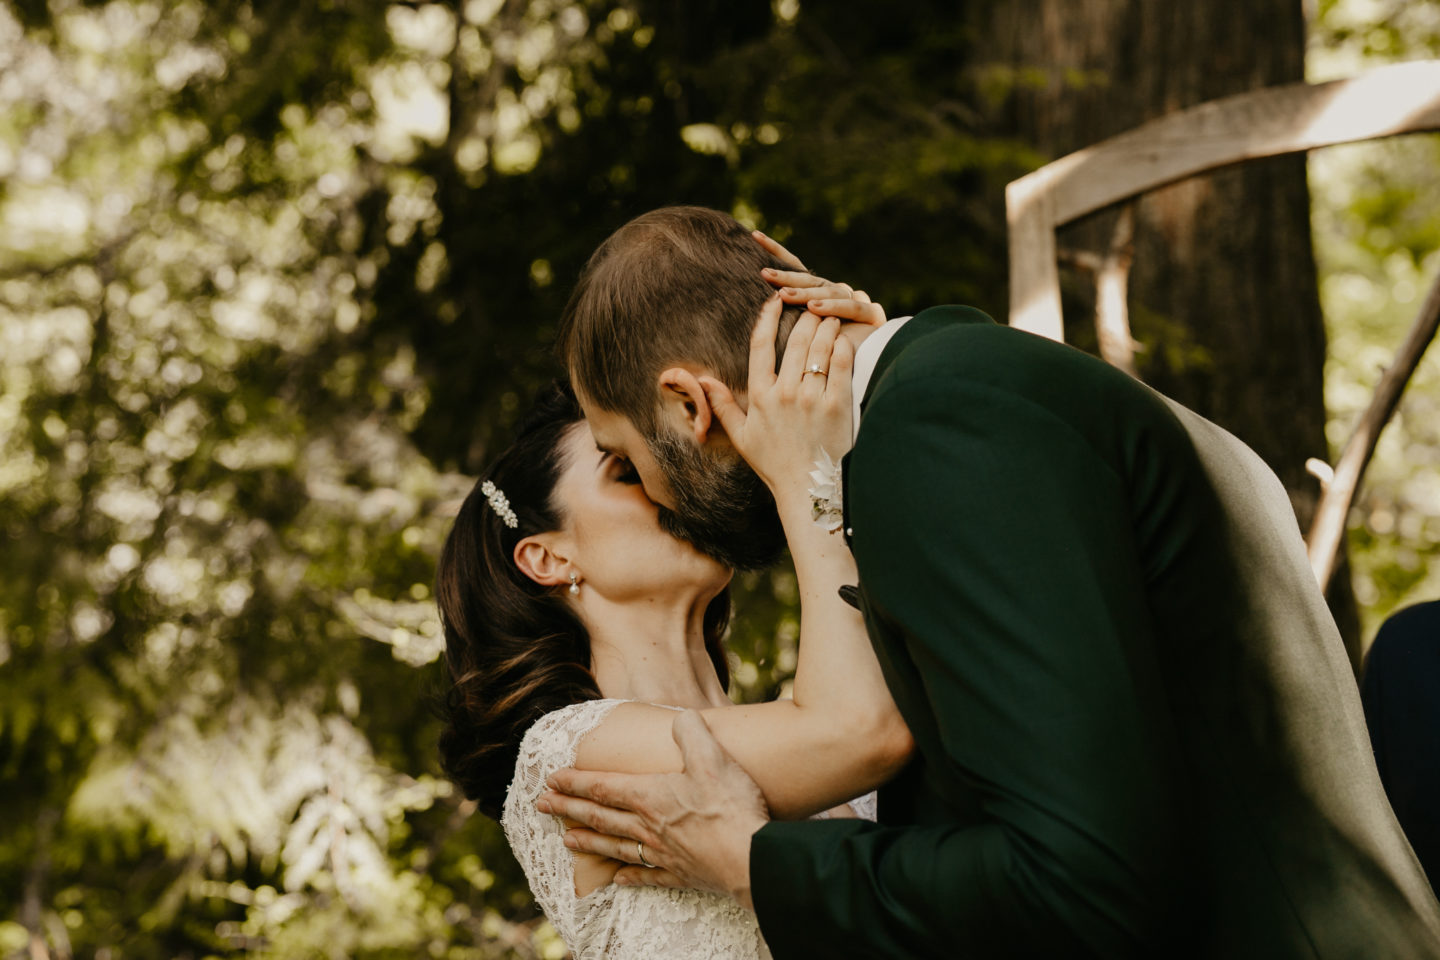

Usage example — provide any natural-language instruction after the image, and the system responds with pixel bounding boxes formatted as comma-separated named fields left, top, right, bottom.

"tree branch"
left=1055, top=204, right=1141, bottom=376
left=1307, top=266, right=1440, bottom=594
left=1094, top=203, right=1139, bottom=377
left=1057, top=247, right=1103, bottom=272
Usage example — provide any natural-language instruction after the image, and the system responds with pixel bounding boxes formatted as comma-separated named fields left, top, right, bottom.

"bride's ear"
left=514, top=536, right=571, bottom=588
left=658, top=367, right=714, bottom=446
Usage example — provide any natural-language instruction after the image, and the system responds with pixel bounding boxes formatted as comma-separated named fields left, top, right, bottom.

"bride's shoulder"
left=507, top=699, right=626, bottom=810
left=507, top=699, right=700, bottom=824
left=519, top=698, right=631, bottom=754
left=503, top=699, right=629, bottom=845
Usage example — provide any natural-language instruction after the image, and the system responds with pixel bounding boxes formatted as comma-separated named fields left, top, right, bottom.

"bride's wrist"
left=771, top=483, right=821, bottom=527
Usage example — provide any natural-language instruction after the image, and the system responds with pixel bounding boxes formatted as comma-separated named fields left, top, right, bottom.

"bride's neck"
left=581, top=591, right=731, bottom=709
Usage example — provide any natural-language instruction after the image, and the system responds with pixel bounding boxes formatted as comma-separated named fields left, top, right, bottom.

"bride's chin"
left=707, top=565, right=735, bottom=594
left=676, top=553, right=733, bottom=598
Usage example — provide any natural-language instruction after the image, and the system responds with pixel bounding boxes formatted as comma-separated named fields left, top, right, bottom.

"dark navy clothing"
left=1363, top=599, right=1440, bottom=885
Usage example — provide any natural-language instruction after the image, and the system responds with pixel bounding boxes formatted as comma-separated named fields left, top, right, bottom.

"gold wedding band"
left=636, top=841, right=655, bottom=868
left=804, top=364, right=827, bottom=377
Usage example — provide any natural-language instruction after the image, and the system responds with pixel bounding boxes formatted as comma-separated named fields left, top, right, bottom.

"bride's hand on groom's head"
left=752, top=229, right=886, bottom=328
left=766, top=272, right=886, bottom=328
left=751, top=229, right=806, bottom=270
left=699, top=294, right=853, bottom=501
left=796, top=287, right=886, bottom=328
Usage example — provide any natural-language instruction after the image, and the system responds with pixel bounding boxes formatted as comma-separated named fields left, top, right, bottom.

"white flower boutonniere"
left=808, top=448, right=845, bottom=533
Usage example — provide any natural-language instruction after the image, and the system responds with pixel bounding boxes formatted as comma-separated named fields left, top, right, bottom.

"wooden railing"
left=1005, top=60, right=1440, bottom=593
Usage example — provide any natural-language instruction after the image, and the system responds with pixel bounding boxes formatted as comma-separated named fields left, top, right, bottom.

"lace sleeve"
left=809, top=790, right=878, bottom=822
left=502, top=699, right=628, bottom=947
left=845, top=790, right=878, bottom=822
left=500, top=699, right=771, bottom=959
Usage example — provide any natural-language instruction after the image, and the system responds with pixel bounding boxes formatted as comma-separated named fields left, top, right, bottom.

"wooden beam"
left=1006, top=171, right=1063, bottom=340
left=1094, top=204, right=1138, bottom=377
left=1006, top=61, right=1440, bottom=341
left=1048, top=61, right=1440, bottom=227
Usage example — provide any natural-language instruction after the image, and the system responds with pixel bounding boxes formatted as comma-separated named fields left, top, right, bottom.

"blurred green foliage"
left=1309, top=0, right=1440, bottom=640
left=0, top=0, right=1435, bottom=956
left=0, top=1, right=1022, bottom=955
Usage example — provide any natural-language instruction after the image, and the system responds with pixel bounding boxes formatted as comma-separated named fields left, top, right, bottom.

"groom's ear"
left=657, top=367, right=719, bottom=446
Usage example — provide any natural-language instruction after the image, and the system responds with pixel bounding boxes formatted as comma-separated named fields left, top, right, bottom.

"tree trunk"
left=972, top=0, right=1362, bottom=666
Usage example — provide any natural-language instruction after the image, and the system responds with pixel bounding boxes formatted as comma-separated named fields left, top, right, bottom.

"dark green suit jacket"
left=750, top=307, right=1440, bottom=958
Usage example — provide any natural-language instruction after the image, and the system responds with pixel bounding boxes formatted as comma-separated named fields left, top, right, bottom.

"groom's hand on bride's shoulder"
left=537, top=710, right=770, bottom=910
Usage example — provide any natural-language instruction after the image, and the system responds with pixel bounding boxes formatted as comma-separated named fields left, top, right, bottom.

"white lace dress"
left=501, top=698, right=877, bottom=959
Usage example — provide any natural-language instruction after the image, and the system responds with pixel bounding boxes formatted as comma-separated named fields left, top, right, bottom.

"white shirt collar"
left=851, top=315, right=911, bottom=441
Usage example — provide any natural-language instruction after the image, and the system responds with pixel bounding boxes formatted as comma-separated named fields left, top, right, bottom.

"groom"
left=537, top=206, right=1440, bottom=957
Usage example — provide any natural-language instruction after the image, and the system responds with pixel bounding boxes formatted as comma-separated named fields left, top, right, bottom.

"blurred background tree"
left=973, top=0, right=1365, bottom=654
left=0, top=0, right=1435, bottom=956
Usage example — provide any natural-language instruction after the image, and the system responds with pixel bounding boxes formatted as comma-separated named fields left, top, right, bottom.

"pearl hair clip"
left=481, top=480, right=519, bottom=528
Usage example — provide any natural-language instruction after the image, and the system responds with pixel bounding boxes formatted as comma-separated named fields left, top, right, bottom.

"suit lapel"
left=843, top=306, right=995, bottom=546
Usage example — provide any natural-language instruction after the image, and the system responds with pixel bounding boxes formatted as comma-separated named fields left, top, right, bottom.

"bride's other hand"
left=699, top=294, right=853, bottom=504
left=752, top=229, right=886, bottom=328
left=798, top=286, right=887, bottom=327
left=751, top=229, right=806, bottom=270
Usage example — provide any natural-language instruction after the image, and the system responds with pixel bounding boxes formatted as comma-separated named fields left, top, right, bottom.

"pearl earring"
left=568, top=572, right=580, bottom=597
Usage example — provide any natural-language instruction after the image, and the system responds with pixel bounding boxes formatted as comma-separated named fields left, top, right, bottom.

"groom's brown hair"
left=559, top=206, right=806, bottom=433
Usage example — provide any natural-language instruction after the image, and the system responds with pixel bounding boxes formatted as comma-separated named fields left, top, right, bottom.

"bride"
left=435, top=284, right=910, bottom=957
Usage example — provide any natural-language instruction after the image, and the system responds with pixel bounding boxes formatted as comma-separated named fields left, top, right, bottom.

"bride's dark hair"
left=436, top=380, right=732, bottom=819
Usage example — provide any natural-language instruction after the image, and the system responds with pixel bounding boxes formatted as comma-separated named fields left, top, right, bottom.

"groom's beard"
left=647, top=430, right=786, bottom=573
